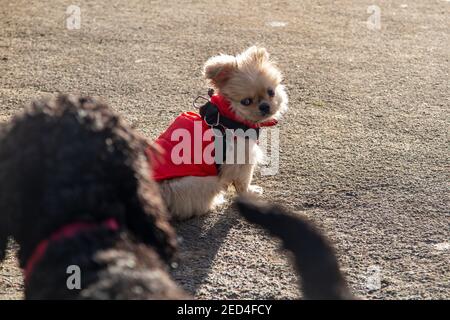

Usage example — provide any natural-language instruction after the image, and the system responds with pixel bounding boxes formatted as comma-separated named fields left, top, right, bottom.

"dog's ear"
left=203, top=54, right=237, bottom=88
left=240, top=46, right=270, bottom=65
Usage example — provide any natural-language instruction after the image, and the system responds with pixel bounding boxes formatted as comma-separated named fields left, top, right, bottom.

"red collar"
left=210, top=95, right=278, bottom=129
left=24, top=218, right=119, bottom=284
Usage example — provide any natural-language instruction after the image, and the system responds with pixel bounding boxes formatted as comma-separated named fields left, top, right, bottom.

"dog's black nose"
left=259, top=103, right=270, bottom=115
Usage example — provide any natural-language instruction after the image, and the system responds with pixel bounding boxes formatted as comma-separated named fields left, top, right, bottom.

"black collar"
left=199, top=101, right=261, bottom=139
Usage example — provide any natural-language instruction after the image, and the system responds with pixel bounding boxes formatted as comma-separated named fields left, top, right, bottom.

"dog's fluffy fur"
left=160, top=46, right=288, bottom=220
left=236, top=196, right=354, bottom=300
left=0, top=95, right=186, bottom=299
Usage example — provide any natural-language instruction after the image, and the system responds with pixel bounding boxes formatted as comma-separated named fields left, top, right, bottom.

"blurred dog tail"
left=235, top=196, right=354, bottom=300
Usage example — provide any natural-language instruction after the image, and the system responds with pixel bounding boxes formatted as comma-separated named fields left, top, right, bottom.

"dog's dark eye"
left=267, top=89, right=275, bottom=97
left=240, top=98, right=253, bottom=106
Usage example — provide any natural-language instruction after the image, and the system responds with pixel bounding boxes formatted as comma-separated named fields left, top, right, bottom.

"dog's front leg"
left=231, top=164, right=263, bottom=195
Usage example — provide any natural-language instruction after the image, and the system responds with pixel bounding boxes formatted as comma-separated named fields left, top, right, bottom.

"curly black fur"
left=0, top=95, right=186, bottom=299
left=235, top=196, right=354, bottom=300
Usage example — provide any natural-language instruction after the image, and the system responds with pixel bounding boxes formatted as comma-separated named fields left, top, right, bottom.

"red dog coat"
left=150, top=95, right=277, bottom=181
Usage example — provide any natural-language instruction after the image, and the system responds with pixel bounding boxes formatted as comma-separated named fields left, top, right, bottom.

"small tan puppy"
left=152, top=46, right=288, bottom=220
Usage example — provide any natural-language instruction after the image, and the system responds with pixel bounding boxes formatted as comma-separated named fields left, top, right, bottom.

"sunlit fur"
left=161, top=47, right=288, bottom=220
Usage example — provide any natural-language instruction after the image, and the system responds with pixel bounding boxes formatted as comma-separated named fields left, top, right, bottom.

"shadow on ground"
left=171, top=207, right=237, bottom=295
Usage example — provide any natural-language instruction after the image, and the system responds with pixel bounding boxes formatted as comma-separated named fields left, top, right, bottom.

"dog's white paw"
left=212, top=192, right=227, bottom=207
left=248, top=185, right=264, bottom=195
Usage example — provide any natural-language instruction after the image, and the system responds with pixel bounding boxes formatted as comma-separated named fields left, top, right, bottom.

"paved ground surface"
left=0, top=0, right=449, bottom=300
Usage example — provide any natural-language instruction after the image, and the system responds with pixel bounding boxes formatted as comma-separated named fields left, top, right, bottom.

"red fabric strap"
left=24, top=218, right=119, bottom=283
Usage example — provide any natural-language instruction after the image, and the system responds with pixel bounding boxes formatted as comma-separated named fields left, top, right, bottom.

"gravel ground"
left=0, top=0, right=449, bottom=300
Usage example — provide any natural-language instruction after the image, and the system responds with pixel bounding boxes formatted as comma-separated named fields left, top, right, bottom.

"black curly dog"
left=0, top=95, right=186, bottom=299
left=0, top=95, right=352, bottom=299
